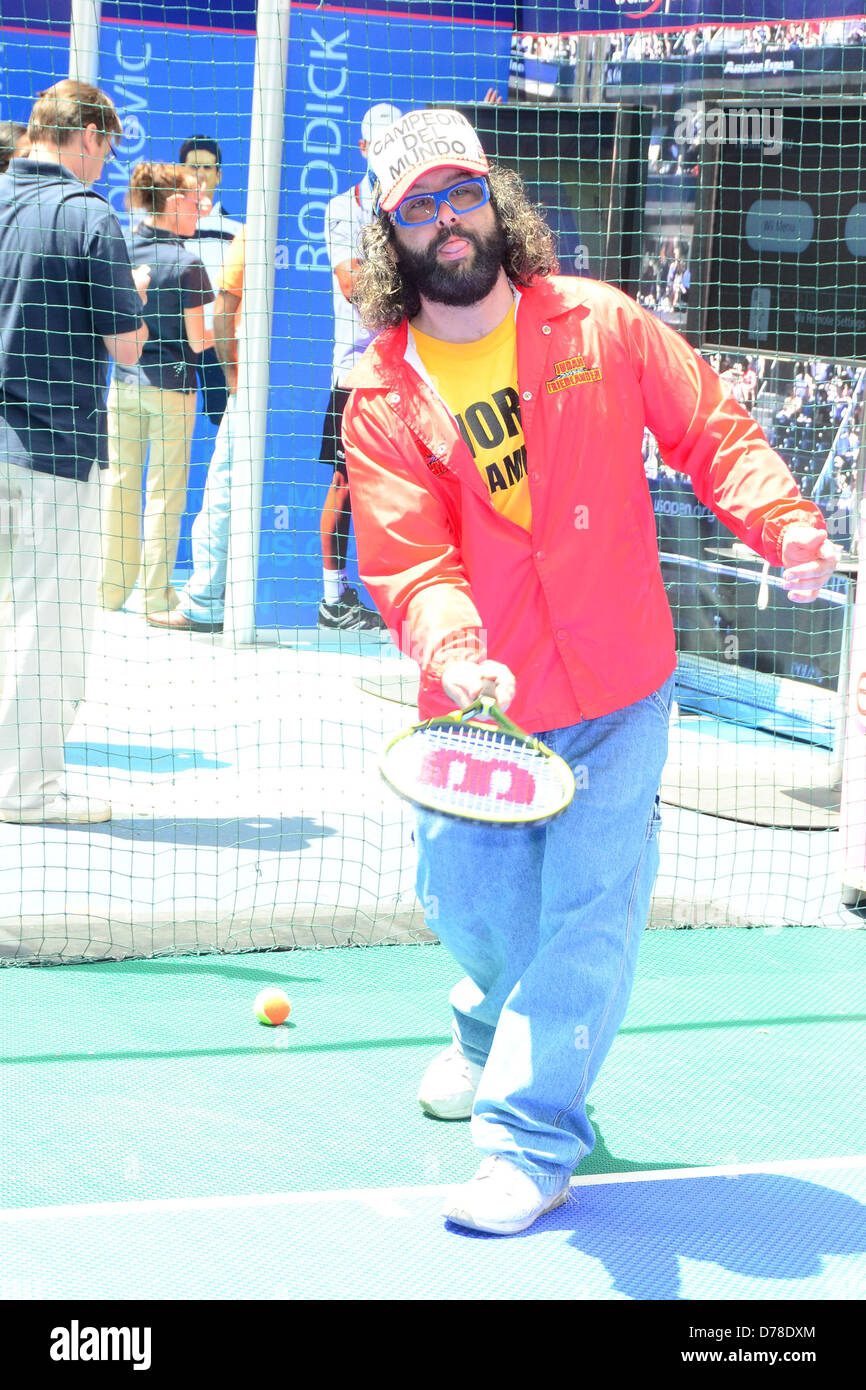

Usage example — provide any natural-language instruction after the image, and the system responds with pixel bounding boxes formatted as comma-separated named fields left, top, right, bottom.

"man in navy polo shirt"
left=0, top=79, right=148, bottom=824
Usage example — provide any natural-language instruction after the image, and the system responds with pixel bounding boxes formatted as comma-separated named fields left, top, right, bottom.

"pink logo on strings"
left=420, top=748, right=536, bottom=804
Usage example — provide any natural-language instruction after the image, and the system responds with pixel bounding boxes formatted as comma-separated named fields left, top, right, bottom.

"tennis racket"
left=380, top=697, right=575, bottom=825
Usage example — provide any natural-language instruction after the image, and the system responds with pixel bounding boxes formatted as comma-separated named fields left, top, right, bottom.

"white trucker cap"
left=360, top=103, right=403, bottom=147
left=367, top=108, right=490, bottom=214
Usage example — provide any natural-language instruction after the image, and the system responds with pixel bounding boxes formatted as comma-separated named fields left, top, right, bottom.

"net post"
left=840, top=498, right=866, bottom=907
left=223, top=0, right=291, bottom=646
left=69, top=0, right=102, bottom=84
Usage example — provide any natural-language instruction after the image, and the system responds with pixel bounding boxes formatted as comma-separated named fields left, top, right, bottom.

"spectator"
left=833, top=383, right=853, bottom=425
left=147, top=231, right=244, bottom=633
left=178, top=135, right=242, bottom=427
left=838, top=426, right=860, bottom=460
left=792, top=364, right=813, bottom=401
left=343, top=107, right=836, bottom=1235
left=100, top=162, right=213, bottom=620
left=0, top=120, right=29, bottom=173
left=669, top=259, right=690, bottom=311
left=740, top=357, right=758, bottom=407
left=721, top=361, right=747, bottom=403
left=0, top=80, right=147, bottom=824
left=776, top=390, right=802, bottom=425
left=316, top=103, right=401, bottom=632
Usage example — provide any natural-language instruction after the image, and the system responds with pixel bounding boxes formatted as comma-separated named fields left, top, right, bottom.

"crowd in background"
left=510, top=33, right=579, bottom=65
left=605, top=20, right=866, bottom=65
left=644, top=352, right=764, bottom=482
left=769, top=361, right=861, bottom=527
left=606, top=29, right=709, bottom=63
left=645, top=355, right=862, bottom=534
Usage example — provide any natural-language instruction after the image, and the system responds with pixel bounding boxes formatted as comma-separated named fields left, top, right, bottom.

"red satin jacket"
left=342, top=275, right=826, bottom=732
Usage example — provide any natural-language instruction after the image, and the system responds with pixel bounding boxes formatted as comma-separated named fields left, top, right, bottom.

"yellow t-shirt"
left=411, top=306, right=531, bottom=530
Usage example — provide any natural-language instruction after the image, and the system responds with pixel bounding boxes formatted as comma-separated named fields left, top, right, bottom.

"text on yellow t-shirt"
left=411, top=306, right=531, bottom=530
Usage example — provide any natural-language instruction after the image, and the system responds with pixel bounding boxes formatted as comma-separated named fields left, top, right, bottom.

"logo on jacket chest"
left=424, top=452, right=450, bottom=478
left=545, top=355, right=602, bottom=394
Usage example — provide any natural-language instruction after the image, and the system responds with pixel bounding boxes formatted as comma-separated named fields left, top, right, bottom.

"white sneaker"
left=0, top=795, right=111, bottom=824
left=442, top=1155, right=571, bottom=1235
left=417, top=1041, right=484, bottom=1120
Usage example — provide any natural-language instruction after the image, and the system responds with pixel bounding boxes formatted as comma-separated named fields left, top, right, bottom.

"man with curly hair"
left=341, top=109, right=836, bottom=1235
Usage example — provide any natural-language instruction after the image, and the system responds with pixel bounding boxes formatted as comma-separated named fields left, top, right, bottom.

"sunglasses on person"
left=390, top=177, right=490, bottom=228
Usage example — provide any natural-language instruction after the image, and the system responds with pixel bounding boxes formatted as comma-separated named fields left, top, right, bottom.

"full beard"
left=394, top=221, right=507, bottom=308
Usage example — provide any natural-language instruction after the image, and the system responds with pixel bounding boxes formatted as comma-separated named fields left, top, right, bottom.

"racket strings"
left=395, top=721, right=567, bottom=816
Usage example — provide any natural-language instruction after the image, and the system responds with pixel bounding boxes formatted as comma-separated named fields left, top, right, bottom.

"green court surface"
left=2, top=928, right=865, bottom=1300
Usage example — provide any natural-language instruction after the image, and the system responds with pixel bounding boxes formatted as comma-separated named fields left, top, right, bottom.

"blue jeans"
left=414, top=674, right=675, bottom=1192
left=176, top=398, right=234, bottom=625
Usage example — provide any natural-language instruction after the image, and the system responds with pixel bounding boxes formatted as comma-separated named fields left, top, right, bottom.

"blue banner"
left=0, top=1, right=70, bottom=27
left=0, top=7, right=510, bottom=627
left=0, top=7, right=511, bottom=628
left=0, top=2, right=516, bottom=34
left=520, top=2, right=866, bottom=35
left=268, top=6, right=511, bottom=627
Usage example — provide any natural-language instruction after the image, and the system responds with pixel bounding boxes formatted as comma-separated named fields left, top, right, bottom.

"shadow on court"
left=66, top=742, right=231, bottom=772
left=83, top=958, right=324, bottom=986
left=3, top=1033, right=456, bottom=1066
left=578, top=1111, right=691, bottom=1178
left=62, top=816, right=337, bottom=850
left=449, top=1171, right=866, bottom=1300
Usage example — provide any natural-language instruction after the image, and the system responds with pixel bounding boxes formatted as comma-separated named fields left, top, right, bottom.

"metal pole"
left=69, top=0, right=102, bottom=84
left=223, top=0, right=290, bottom=645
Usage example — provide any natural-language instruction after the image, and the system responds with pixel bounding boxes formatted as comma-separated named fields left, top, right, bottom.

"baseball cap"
left=360, top=102, right=403, bottom=147
left=367, top=108, right=490, bottom=214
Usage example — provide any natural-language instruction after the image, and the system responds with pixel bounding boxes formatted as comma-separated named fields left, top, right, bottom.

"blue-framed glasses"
left=390, top=177, right=490, bottom=228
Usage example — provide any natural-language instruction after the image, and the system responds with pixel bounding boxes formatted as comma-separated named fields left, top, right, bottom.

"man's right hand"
left=442, top=659, right=517, bottom=712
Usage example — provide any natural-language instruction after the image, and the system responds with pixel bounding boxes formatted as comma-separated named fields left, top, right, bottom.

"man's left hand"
left=780, top=525, right=839, bottom=603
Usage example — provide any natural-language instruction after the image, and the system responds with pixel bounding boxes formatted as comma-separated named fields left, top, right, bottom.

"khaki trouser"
left=100, top=380, right=196, bottom=614
left=0, top=451, right=100, bottom=809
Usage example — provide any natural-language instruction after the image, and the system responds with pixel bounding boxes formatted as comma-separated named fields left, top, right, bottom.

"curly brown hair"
left=354, top=163, right=559, bottom=332
left=128, top=161, right=198, bottom=216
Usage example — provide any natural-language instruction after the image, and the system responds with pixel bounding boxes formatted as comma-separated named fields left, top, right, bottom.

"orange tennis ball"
left=254, top=987, right=291, bottom=1026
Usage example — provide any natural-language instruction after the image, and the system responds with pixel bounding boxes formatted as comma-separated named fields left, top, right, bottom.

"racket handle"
left=758, top=560, right=771, bottom=611
left=459, top=696, right=535, bottom=743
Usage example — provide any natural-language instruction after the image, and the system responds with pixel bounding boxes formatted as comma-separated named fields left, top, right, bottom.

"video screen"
left=454, top=103, right=648, bottom=291
left=705, top=104, right=866, bottom=359
left=636, top=120, right=700, bottom=331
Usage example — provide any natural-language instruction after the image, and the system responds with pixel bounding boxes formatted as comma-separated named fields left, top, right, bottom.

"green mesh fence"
left=0, top=3, right=864, bottom=962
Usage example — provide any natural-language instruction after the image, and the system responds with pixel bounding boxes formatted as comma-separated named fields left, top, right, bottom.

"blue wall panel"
left=1, top=6, right=511, bottom=627
left=266, top=7, right=510, bottom=627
